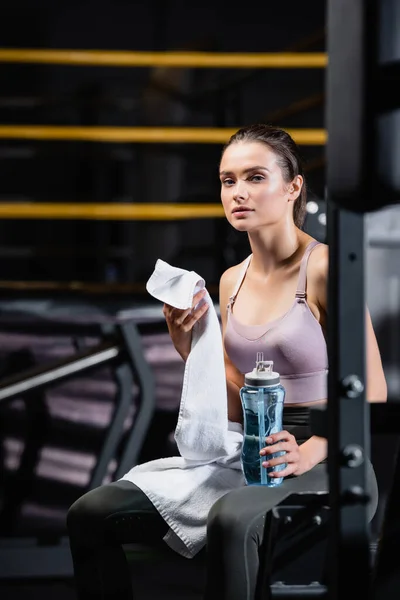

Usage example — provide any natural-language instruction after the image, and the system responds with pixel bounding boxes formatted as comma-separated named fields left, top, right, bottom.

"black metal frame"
left=260, top=493, right=330, bottom=600
left=325, top=206, right=371, bottom=598
left=323, top=1, right=400, bottom=598
left=0, top=317, right=157, bottom=578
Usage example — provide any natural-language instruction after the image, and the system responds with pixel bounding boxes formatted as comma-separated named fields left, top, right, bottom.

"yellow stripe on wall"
left=0, top=203, right=226, bottom=220
left=0, top=49, right=327, bottom=69
left=0, top=126, right=327, bottom=145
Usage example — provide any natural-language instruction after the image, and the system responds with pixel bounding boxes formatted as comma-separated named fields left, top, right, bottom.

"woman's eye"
left=222, top=178, right=234, bottom=186
left=250, top=175, right=264, bottom=182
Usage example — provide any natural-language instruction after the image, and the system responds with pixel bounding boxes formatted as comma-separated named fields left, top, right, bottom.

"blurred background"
left=0, top=1, right=399, bottom=598
left=0, top=0, right=327, bottom=284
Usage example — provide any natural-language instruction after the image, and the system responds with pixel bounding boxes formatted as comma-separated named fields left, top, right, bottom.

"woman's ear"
left=288, top=175, right=303, bottom=201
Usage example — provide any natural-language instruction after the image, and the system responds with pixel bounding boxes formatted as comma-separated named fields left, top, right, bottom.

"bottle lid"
left=244, top=353, right=280, bottom=387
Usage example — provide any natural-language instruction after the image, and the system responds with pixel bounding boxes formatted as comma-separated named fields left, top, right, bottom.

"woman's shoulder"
left=307, top=241, right=329, bottom=306
left=308, top=241, right=329, bottom=280
left=219, top=256, right=251, bottom=296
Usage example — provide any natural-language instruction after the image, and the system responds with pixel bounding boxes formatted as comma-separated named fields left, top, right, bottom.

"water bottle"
left=240, top=353, right=286, bottom=486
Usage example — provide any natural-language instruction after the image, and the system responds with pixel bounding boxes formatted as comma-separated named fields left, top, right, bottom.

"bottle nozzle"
left=255, top=352, right=273, bottom=373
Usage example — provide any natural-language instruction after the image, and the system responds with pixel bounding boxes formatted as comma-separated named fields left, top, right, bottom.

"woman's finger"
left=268, top=464, right=297, bottom=478
left=162, top=303, right=171, bottom=316
left=163, top=303, right=185, bottom=320
left=262, top=451, right=297, bottom=469
left=180, top=303, right=209, bottom=332
left=260, top=441, right=293, bottom=456
left=176, top=298, right=209, bottom=328
left=192, top=289, right=206, bottom=308
left=264, top=431, right=295, bottom=445
left=173, top=307, right=194, bottom=326
left=163, top=290, right=206, bottom=323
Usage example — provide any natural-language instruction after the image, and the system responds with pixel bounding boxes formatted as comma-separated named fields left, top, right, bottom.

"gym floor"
left=1, top=560, right=206, bottom=600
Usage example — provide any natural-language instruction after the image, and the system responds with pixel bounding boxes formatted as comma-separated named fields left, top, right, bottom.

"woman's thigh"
left=208, top=457, right=378, bottom=535
left=204, top=469, right=329, bottom=600
left=67, top=480, right=168, bottom=546
left=208, top=464, right=328, bottom=534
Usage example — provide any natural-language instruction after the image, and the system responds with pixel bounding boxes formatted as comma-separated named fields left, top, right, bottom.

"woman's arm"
left=365, top=309, right=388, bottom=402
left=296, top=246, right=388, bottom=471
left=264, top=244, right=388, bottom=478
left=313, top=245, right=387, bottom=403
left=296, top=307, right=388, bottom=470
left=295, top=247, right=388, bottom=471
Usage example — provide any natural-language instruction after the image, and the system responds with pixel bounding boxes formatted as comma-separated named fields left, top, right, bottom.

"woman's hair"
left=222, top=124, right=307, bottom=229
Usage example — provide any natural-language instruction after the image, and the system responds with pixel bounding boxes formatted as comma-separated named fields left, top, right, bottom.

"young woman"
left=164, top=124, right=386, bottom=600
left=67, top=124, right=386, bottom=600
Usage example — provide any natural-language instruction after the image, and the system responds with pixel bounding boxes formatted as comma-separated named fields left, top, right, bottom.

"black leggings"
left=205, top=460, right=378, bottom=600
left=67, top=465, right=378, bottom=600
left=67, top=480, right=169, bottom=600
left=67, top=407, right=379, bottom=600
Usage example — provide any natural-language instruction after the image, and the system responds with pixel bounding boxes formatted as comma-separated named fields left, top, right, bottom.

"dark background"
left=0, top=0, right=327, bottom=285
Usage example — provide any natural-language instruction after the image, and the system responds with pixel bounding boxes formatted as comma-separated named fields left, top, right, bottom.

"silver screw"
left=342, top=444, right=364, bottom=467
left=341, top=374, right=364, bottom=398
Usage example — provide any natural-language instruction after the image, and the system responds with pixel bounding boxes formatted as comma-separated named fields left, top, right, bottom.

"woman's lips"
left=232, top=208, right=254, bottom=217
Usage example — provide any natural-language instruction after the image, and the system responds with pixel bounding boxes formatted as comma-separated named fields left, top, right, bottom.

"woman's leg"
left=67, top=479, right=168, bottom=600
left=204, top=465, right=328, bottom=600
left=205, top=460, right=378, bottom=600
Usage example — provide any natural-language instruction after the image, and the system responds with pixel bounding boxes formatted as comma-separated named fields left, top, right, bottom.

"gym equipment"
left=0, top=302, right=159, bottom=578
left=260, top=1, right=400, bottom=598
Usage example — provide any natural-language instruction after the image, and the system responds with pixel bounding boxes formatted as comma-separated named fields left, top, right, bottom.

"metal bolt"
left=342, top=485, right=370, bottom=505
left=341, top=374, right=364, bottom=398
left=283, top=515, right=292, bottom=525
left=313, top=515, right=322, bottom=526
left=342, top=444, right=364, bottom=467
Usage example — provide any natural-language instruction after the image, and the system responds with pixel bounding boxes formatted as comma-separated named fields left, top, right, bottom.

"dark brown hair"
left=222, top=124, right=307, bottom=228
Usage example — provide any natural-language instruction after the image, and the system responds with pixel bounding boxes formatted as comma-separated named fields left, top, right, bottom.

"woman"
left=164, top=124, right=386, bottom=599
left=67, top=124, right=386, bottom=600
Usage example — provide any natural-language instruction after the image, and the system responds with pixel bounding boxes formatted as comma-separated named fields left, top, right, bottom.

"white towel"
left=120, top=259, right=244, bottom=558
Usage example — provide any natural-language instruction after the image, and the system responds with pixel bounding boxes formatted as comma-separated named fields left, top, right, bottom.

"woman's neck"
left=247, top=225, right=309, bottom=275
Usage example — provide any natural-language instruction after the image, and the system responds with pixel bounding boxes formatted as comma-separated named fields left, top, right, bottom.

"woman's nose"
left=232, top=181, right=248, bottom=202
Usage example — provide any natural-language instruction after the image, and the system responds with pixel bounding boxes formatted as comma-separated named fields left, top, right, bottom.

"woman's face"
left=219, top=141, right=298, bottom=232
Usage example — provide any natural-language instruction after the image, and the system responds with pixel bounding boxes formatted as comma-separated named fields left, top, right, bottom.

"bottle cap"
left=244, top=353, right=281, bottom=387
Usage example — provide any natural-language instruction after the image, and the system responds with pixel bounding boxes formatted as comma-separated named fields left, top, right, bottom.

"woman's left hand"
left=260, top=431, right=308, bottom=478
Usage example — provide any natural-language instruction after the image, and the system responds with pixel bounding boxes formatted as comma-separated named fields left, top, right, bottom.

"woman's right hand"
left=162, top=289, right=209, bottom=361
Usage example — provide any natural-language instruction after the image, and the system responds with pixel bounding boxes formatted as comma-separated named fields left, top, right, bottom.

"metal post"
left=326, top=205, right=370, bottom=599
left=326, top=1, right=374, bottom=597
left=370, top=1, right=400, bottom=595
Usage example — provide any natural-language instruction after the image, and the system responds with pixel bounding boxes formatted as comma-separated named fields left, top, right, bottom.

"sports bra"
left=224, top=241, right=328, bottom=404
